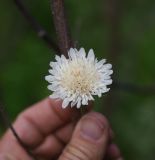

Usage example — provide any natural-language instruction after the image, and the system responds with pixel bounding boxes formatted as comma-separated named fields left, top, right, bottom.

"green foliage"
left=0, top=0, right=155, bottom=159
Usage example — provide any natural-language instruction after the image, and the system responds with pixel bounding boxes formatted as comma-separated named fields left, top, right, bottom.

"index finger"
left=13, top=98, right=80, bottom=146
left=20, top=98, right=79, bottom=133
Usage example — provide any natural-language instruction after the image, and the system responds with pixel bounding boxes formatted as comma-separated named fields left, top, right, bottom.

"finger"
left=8, top=98, right=80, bottom=148
left=0, top=98, right=92, bottom=159
left=33, top=122, right=75, bottom=159
left=58, top=112, right=110, bottom=160
left=106, top=143, right=123, bottom=160
left=109, top=128, right=115, bottom=140
left=33, top=134, right=64, bottom=160
left=54, top=120, right=76, bottom=144
left=0, top=154, right=19, bottom=160
left=33, top=120, right=114, bottom=159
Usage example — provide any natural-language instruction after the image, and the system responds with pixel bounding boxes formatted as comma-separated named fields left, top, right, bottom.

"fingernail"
left=80, top=117, right=104, bottom=140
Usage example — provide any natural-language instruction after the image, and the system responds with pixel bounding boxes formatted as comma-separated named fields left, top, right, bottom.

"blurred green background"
left=0, top=0, right=155, bottom=159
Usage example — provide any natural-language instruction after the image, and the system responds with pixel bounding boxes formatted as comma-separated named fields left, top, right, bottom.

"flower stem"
left=80, top=107, right=87, bottom=117
left=51, top=0, right=74, bottom=57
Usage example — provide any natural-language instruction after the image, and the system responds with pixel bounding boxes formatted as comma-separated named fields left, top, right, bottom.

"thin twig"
left=103, top=0, right=122, bottom=114
left=104, top=0, right=122, bottom=61
left=13, top=0, right=60, bottom=54
left=113, top=81, right=155, bottom=95
left=51, top=0, right=74, bottom=57
left=0, top=104, right=38, bottom=160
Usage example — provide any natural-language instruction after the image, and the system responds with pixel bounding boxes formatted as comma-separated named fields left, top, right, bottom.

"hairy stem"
left=51, top=0, right=74, bottom=57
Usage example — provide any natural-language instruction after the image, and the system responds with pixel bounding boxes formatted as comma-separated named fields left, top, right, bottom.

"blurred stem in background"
left=13, top=0, right=60, bottom=53
left=103, top=0, right=122, bottom=115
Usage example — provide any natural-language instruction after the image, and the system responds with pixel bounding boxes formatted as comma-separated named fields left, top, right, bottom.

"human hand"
left=0, top=98, right=123, bottom=160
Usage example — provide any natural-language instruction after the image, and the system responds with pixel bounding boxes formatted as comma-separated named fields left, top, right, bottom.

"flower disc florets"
left=45, top=48, right=113, bottom=108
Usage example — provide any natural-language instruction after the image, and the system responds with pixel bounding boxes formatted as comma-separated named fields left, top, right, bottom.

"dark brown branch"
left=13, top=0, right=60, bottom=54
left=51, top=0, right=74, bottom=57
left=103, top=0, right=122, bottom=115
left=112, top=82, right=155, bottom=95
left=104, top=0, right=122, bottom=61
left=0, top=104, right=38, bottom=160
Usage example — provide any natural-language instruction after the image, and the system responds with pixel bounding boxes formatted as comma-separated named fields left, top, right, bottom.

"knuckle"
left=59, top=142, right=93, bottom=160
left=15, top=111, right=27, bottom=124
left=13, top=113, right=33, bottom=145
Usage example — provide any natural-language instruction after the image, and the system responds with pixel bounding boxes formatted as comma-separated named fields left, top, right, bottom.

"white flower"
left=45, top=48, right=113, bottom=109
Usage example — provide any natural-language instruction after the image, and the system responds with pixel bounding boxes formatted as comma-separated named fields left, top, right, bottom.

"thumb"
left=59, top=112, right=109, bottom=160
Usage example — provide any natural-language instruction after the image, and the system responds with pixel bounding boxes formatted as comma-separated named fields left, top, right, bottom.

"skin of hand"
left=0, top=98, right=123, bottom=160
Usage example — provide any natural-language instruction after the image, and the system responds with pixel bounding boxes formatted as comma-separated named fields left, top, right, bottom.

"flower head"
left=45, top=48, right=113, bottom=109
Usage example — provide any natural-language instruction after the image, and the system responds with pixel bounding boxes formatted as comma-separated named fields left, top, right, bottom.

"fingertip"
left=79, top=112, right=109, bottom=142
left=84, top=112, right=109, bottom=128
left=58, top=112, right=110, bottom=160
left=49, top=98, right=80, bottom=122
left=109, top=128, right=115, bottom=140
left=107, top=143, right=122, bottom=159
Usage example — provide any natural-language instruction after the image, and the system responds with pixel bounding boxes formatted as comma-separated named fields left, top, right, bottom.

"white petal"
left=91, top=90, right=98, bottom=95
left=88, top=93, right=94, bottom=100
left=108, top=70, right=113, bottom=75
left=71, top=100, right=77, bottom=107
left=62, top=98, right=70, bottom=108
left=49, top=94, right=59, bottom=99
left=79, top=48, right=86, bottom=58
left=105, top=75, right=112, bottom=79
left=87, top=49, right=95, bottom=61
left=82, top=95, right=88, bottom=105
left=100, top=88, right=110, bottom=93
left=77, top=100, right=81, bottom=108
left=50, top=62, right=57, bottom=68
left=55, top=55, right=61, bottom=63
left=55, top=64, right=62, bottom=72
left=103, top=64, right=112, bottom=70
left=74, top=48, right=78, bottom=52
left=48, top=69, right=56, bottom=75
left=96, top=59, right=106, bottom=69
left=103, top=79, right=113, bottom=85
left=56, top=87, right=67, bottom=96
left=69, top=53, right=75, bottom=60
left=45, top=75, right=57, bottom=82
left=101, top=70, right=113, bottom=75
left=47, top=84, right=59, bottom=91
left=61, top=54, right=66, bottom=60
left=98, top=91, right=102, bottom=97
left=68, top=48, right=76, bottom=59
left=68, top=94, right=76, bottom=102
